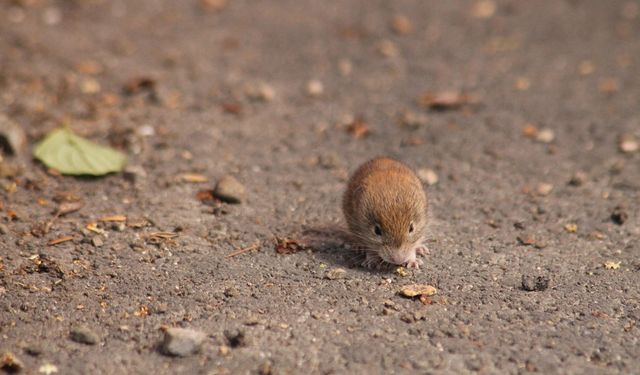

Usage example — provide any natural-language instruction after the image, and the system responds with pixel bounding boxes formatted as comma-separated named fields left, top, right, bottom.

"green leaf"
left=33, top=127, right=127, bottom=176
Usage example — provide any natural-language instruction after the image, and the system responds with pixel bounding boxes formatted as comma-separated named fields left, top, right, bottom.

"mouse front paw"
left=405, top=258, right=423, bottom=269
left=416, top=246, right=430, bottom=256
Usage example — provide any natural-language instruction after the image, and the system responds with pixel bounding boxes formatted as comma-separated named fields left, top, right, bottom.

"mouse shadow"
left=300, top=225, right=396, bottom=275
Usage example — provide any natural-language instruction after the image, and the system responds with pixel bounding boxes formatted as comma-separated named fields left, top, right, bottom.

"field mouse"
left=343, top=157, right=428, bottom=269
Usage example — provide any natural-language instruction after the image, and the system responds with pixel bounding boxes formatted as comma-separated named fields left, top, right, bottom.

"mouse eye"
left=374, top=225, right=382, bottom=236
left=409, top=223, right=414, bottom=233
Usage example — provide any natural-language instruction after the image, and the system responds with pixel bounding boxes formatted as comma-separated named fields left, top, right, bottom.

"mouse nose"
left=390, top=251, right=409, bottom=265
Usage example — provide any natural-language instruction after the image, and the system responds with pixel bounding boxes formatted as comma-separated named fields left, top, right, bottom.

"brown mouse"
left=343, top=157, right=429, bottom=269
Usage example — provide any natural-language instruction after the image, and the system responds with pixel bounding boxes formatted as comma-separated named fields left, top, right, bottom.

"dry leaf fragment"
left=134, top=305, right=150, bottom=317
left=48, top=235, right=73, bottom=246
left=522, top=124, right=538, bottom=138
left=604, top=261, right=621, bottom=270
left=178, top=173, right=208, bottom=183
left=200, top=0, right=227, bottom=11
left=123, top=76, right=156, bottom=95
left=56, top=200, right=84, bottom=216
left=86, top=222, right=106, bottom=234
left=564, top=223, right=578, bottom=233
left=399, top=284, right=437, bottom=298
left=39, top=363, right=59, bottom=374
left=418, top=91, right=476, bottom=111
left=275, top=237, right=308, bottom=254
left=346, top=118, right=370, bottom=139
left=99, top=215, right=127, bottom=222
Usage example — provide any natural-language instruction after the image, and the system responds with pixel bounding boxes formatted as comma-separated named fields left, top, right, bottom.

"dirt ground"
left=1, top=0, right=639, bottom=374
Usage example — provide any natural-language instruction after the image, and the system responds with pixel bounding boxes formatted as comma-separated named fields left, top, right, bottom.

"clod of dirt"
left=224, top=329, right=250, bottom=348
left=521, top=275, right=549, bottom=292
left=417, top=168, right=439, bottom=186
left=399, top=284, right=437, bottom=298
left=325, top=268, right=347, bottom=280
left=611, top=205, right=628, bottom=225
left=568, top=171, right=588, bottom=186
left=213, top=175, right=246, bottom=204
left=160, top=327, right=206, bottom=357
left=70, top=326, right=99, bottom=345
left=0, top=352, right=23, bottom=373
left=0, top=114, right=27, bottom=156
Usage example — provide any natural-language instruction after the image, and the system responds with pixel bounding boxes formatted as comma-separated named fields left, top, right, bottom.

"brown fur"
left=343, top=157, right=428, bottom=267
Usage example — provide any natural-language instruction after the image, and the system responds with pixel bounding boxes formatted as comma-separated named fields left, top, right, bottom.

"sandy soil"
left=0, top=0, right=639, bottom=374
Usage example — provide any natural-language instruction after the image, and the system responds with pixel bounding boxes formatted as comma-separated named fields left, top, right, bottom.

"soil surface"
left=1, top=1, right=639, bottom=374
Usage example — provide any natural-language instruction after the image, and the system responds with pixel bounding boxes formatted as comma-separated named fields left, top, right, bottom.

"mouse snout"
left=389, top=250, right=412, bottom=265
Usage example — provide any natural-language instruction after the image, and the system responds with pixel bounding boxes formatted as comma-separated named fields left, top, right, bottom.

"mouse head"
left=351, top=191, right=427, bottom=265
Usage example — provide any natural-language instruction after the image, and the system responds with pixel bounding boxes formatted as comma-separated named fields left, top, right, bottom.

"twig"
left=227, top=243, right=260, bottom=258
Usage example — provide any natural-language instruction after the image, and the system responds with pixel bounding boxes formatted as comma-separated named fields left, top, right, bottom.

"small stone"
left=338, top=59, right=352, bottom=76
left=399, top=111, right=428, bottom=128
left=70, top=326, right=99, bottom=345
left=325, top=268, right=347, bottom=280
left=213, top=175, right=246, bottom=204
left=0, top=224, right=8, bottom=235
left=38, top=363, right=58, bottom=375
left=535, top=128, right=555, bottom=143
left=91, top=236, right=104, bottom=247
left=123, top=165, right=147, bottom=184
left=536, top=183, right=553, bottom=196
left=161, top=327, right=206, bottom=357
left=568, top=171, right=588, bottom=186
left=619, top=135, right=639, bottom=153
left=521, top=275, right=549, bottom=292
left=0, top=114, right=28, bottom=156
left=0, top=352, right=23, bottom=373
left=245, top=82, right=275, bottom=102
left=471, top=0, right=496, bottom=19
left=611, top=205, right=628, bottom=225
left=80, top=78, right=101, bottom=94
left=378, top=39, right=399, bottom=58
left=517, top=234, right=536, bottom=246
left=417, top=168, right=439, bottom=186
left=305, top=80, right=324, bottom=97
left=391, top=15, right=412, bottom=35
left=564, top=223, right=578, bottom=233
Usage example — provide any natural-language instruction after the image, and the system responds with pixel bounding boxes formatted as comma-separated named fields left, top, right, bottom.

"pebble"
left=0, top=114, right=27, bottom=155
left=568, top=171, right=588, bottom=186
left=417, top=168, right=439, bottom=186
left=378, top=39, right=399, bottom=57
left=245, top=82, right=275, bottom=102
left=161, top=327, right=206, bottom=357
left=391, top=15, right=412, bottom=34
left=535, top=128, right=555, bottom=143
left=91, top=236, right=104, bottom=247
left=399, top=111, right=428, bottom=128
left=0, top=224, right=8, bottom=235
left=213, top=175, right=246, bottom=204
left=619, top=135, right=638, bottom=153
left=305, top=80, right=324, bottom=97
left=521, top=275, right=549, bottom=292
left=325, top=268, right=347, bottom=280
left=70, top=326, right=99, bottom=345
left=536, top=183, right=553, bottom=196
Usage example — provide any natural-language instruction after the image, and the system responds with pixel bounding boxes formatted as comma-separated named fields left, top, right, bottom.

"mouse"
left=342, top=157, right=429, bottom=269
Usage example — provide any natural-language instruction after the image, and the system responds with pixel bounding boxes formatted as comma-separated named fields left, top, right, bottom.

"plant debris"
left=604, top=261, right=621, bottom=270
left=417, top=91, right=477, bottom=111
left=33, top=126, right=127, bottom=176
left=47, top=235, right=74, bottom=246
left=275, top=237, right=308, bottom=254
left=399, top=284, right=437, bottom=298
left=345, top=118, right=370, bottom=139
left=227, top=243, right=260, bottom=258
left=99, top=215, right=127, bottom=222
left=178, top=173, right=208, bottom=183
